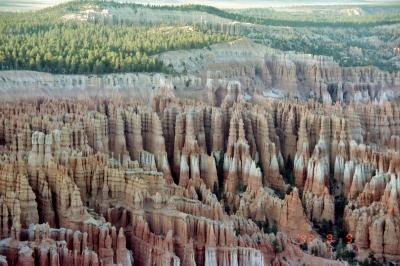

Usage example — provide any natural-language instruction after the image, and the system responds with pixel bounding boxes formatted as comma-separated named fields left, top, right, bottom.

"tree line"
left=0, top=3, right=235, bottom=74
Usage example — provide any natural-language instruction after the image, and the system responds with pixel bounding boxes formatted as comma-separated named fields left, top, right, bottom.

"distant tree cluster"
left=117, top=1, right=399, bottom=72
left=90, top=1, right=400, bottom=28
left=231, top=6, right=400, bottom=27
left=0, top=4, right=235, bottom=74
left=153, top=4, right=400, bottom=28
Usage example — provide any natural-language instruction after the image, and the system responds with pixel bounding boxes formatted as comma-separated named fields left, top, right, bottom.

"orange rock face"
left=0, top=91, right=399, bottom=266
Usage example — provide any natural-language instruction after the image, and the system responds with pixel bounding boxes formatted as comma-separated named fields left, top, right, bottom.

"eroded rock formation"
left=1, top=11, right=400, bottom=262
left=0, top=81, right=399, bottom=266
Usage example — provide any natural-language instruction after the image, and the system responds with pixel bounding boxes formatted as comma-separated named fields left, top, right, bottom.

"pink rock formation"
left=3, top=93, right=399, bottom=265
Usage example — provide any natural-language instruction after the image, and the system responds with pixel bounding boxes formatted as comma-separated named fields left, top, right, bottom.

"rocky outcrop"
left=2, top=90, right=400, bottom=265
left=1, top=39, right=399, bottom=104
left=302, top=117, right=335, bottom=223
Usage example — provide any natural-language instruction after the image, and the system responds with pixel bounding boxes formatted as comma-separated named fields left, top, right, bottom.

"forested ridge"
left=0, top=0, right=398, bottom=74
left=229, top=5, right=400, bottom=27
left=96, top=2, right=400, bottom=28
left=0, top=1, right=236, bottom=74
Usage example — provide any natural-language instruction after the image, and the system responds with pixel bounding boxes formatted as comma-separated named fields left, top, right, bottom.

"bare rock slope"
left=1, top=39, right=398, bottom=104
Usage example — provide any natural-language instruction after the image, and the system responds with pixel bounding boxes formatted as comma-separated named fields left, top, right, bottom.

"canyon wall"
left=0, top=82, right=399, bottom=264
left=2, top=39, right=398, bottom=105
left=0, top=35, right=399, bottom=265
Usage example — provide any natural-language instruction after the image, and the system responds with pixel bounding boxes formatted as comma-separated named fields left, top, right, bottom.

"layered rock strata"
left=0, top=92, right=399, bottom=265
